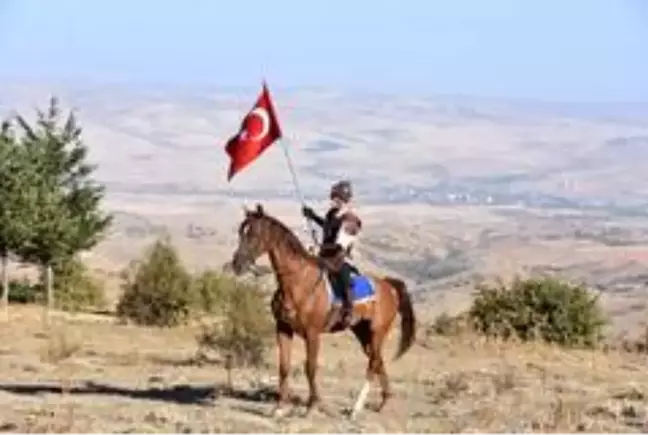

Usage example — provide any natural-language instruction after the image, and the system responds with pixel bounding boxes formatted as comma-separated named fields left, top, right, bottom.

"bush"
left=52, top=258, right=107, bottom=312
left=6, top=277, right=42, bottom=304
left=115, top=235, right=270, bottom=328
left=1, top=260, right=105, bottom=313
left=191, top=269, right=236, bottom=315
left=116, top=236, right=193, bottom=327
left=468, top=276, right=607, bottom=348
left=197, top=278, right=273, bottom=388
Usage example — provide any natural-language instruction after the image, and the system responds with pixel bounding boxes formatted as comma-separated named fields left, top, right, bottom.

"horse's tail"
left=384, top=276, right=416, bottom=361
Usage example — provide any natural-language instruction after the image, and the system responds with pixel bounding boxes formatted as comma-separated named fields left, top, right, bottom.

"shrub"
left=6, top=277, right=42, bottom=304
left=51, top=258, right=107, bottom=312
left=468, top=276, right=607, bottom=348
left=2, top=260, right=105, bottom=313
left=197, top=278, right=273, bottom=388
left=116, top=236, right=193, bottom=327
left=191, top=269, right=235, bottom=315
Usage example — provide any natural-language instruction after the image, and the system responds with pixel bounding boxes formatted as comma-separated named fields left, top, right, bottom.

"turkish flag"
left=225, top=82, right=283, bottom=181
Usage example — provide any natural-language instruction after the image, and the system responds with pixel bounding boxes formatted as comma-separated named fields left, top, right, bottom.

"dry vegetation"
left=1, top=306, right=648, bottom=433
left=3, top=189, right=647, bottom=433
left=1, top=240, right=647, bottom=433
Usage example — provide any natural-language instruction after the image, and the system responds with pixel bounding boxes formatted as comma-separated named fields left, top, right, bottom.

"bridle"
left=233, top=214, right=328, bottom=309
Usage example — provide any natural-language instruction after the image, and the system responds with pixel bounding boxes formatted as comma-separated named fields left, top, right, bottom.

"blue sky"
left=0, top=0, right=647, bottom=102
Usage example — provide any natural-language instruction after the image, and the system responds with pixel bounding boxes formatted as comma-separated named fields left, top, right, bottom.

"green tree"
left=0, top=119, right=39, bottom=319
left=14, top=97, right=112, bottom=323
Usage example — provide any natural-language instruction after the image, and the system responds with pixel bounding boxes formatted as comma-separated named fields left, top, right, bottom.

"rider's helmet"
left=329, top=180, right=353, bottom=203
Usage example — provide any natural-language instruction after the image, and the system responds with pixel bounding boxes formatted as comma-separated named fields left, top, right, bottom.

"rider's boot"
left=337, top=264, right=354, bottom=328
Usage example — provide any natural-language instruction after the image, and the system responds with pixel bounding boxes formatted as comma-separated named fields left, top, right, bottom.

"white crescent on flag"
left=239, top=107, right=270, bottom=141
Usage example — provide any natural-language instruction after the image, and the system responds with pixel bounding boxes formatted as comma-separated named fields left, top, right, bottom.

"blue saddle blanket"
left=327, top=273, right=376, bottom=305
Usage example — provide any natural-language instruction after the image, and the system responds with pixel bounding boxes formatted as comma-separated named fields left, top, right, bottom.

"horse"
left=230, top=203, right=416, bottom=420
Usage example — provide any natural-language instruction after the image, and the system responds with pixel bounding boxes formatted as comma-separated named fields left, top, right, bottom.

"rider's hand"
left=302, top=205, right=315, bottom=219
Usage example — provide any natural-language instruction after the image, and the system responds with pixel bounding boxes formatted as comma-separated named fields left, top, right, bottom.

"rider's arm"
left=305, top=208, right=325, bottom=227
left=312, top=214, right=325, bottom=227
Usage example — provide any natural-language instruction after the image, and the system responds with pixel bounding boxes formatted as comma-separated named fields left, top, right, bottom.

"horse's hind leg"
left=350, top=320, right=376, bottom=419
left=371, top=332, right=392, bottom=412
left=272, top=320, right=294, bottom=418
left=350, top=321, right=392, bottom=418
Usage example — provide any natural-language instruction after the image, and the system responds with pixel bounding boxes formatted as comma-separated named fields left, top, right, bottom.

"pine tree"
left=14, top=97, right=113, bottom=323
left=0, top=119, right=39, bottom=319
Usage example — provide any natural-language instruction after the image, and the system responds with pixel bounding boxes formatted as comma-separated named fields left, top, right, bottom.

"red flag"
left=225, top=82, right=283, bottom=181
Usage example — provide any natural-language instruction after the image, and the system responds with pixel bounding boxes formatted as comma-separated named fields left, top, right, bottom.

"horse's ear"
left=255, top=203, right=264, bottom=216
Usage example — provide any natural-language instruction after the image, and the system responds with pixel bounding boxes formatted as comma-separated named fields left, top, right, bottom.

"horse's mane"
left=258, top=212, right=315, bottom=260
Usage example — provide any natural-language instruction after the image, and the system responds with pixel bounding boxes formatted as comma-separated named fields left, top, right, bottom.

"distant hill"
left=2, top=83, right=648, bottom=331
left=1, top=83, right=648, bottom=209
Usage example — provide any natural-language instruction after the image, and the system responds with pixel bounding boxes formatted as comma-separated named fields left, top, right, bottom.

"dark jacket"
left=306, top=205, right=362, bottom=270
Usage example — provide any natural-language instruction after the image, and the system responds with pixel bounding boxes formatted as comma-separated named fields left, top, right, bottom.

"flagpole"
left=279, top=139, right=305, bottom=204
left=265, top=77, right=319, bottom=248
left=278, top=138, right=319, bottom=247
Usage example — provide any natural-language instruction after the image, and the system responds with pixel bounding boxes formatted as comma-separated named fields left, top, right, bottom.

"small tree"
left=116, top=236, right=194, bottom=327
left=52, top=258, right=106, bottom=313
left=14, top=97, right=112, bottom=324
left=197, top=278, right=273, bottom=390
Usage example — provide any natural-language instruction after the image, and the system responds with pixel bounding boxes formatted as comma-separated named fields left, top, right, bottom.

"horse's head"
left=231, top=203, right=271, bottom=275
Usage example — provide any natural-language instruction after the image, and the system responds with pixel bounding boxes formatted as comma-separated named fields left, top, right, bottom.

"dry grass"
left=0, top=306, right=647, bottom=433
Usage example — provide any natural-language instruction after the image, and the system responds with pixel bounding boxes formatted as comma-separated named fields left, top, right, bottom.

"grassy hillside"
left=0, top=306, right=646, bottom=433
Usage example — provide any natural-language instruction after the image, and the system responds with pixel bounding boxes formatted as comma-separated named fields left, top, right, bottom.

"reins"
left=262, top=217, right=329, bottom=313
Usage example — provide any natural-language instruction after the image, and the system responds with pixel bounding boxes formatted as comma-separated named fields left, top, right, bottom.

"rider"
left=302, top=180, right=362, bottom=328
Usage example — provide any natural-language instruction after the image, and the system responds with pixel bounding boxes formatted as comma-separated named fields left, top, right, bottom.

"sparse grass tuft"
left=427, top=311, right=469, bottom=337
left=41, top=328, right=81, bottom=365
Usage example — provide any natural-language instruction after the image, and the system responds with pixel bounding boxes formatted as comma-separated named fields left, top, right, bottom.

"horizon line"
left=2, top=77, right=648, bottom=107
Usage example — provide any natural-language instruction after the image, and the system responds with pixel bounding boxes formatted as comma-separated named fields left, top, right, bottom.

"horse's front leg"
left=303, top=330, right=322, bottom=415
left=272, top=320, right=294, bottom=418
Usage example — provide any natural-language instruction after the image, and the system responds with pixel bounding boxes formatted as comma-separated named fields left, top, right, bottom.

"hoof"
left=373, top=393, right=392, bottom=413
left=301, top=398, right=320, bottom=418
left=271, top=404, right=292, bottom=419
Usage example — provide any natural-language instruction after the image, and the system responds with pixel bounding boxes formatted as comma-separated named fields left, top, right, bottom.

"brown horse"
left=230, top=203, right=416, bottom=420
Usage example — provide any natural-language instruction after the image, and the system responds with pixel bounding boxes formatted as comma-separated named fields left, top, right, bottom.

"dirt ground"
left=0, top=306, right=647, bottom=433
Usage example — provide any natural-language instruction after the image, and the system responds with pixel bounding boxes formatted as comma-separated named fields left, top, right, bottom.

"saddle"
left=318, top=259, right=359, bottom=287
